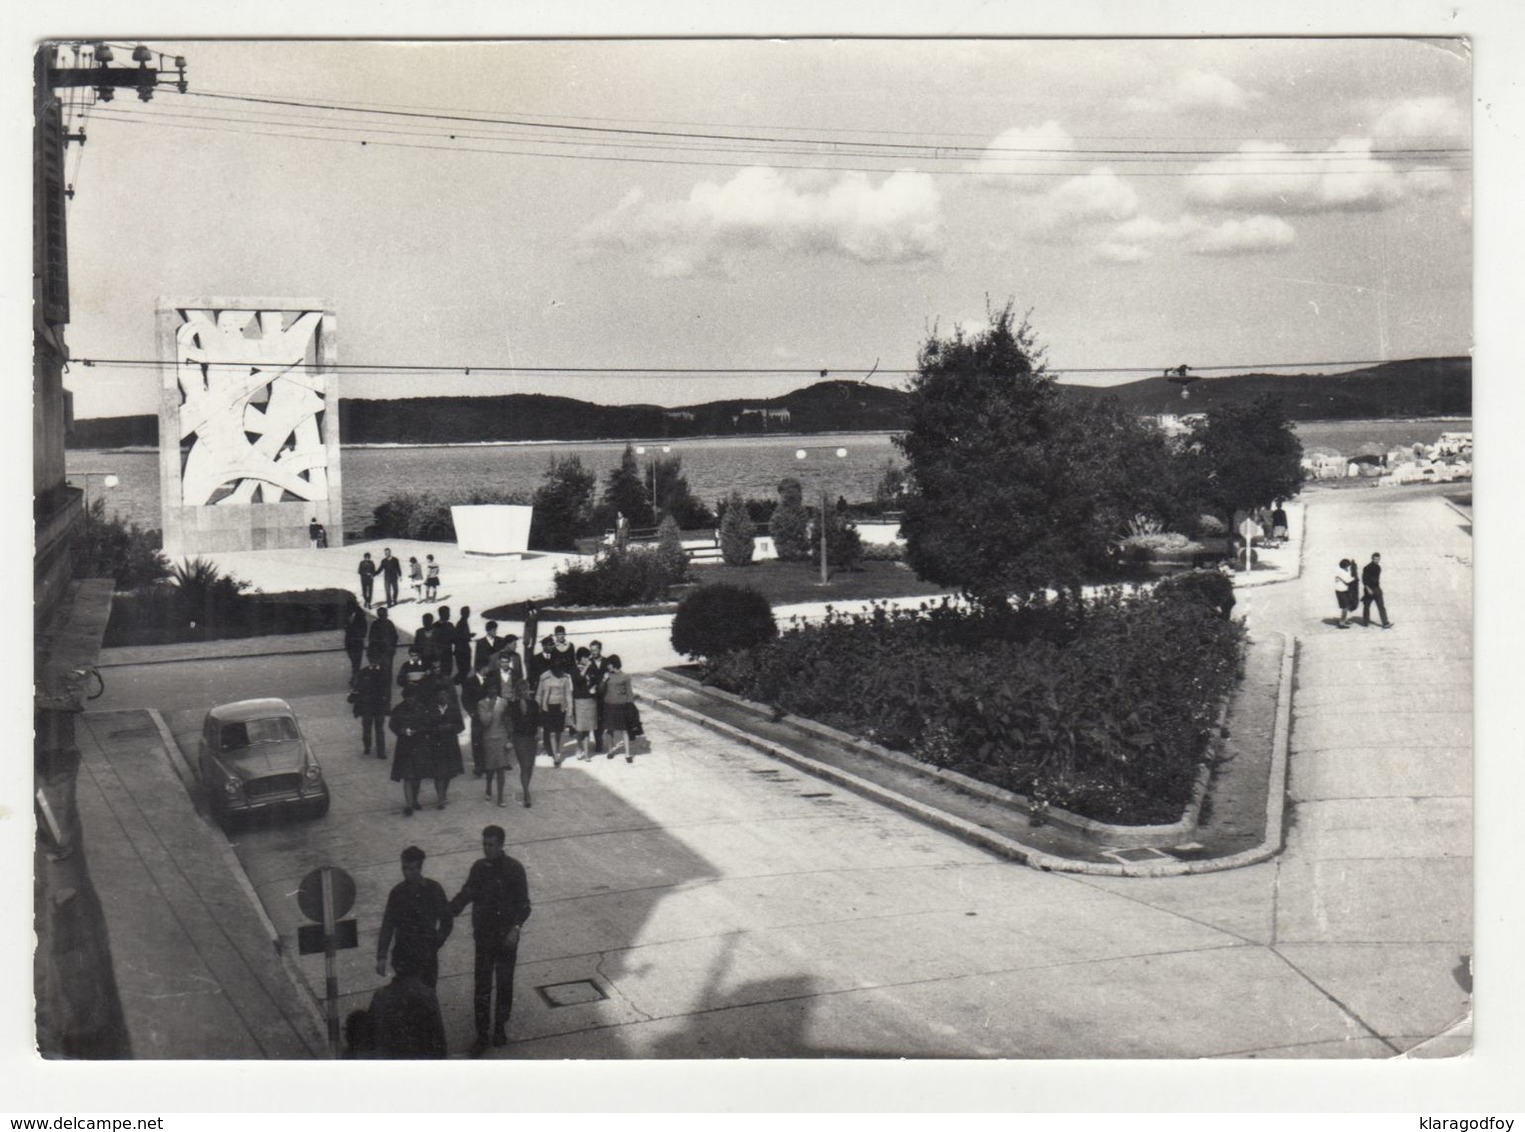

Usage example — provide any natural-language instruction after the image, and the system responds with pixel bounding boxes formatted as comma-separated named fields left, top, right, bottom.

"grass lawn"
left=481, top=559, right=951, bottom=623
left=688, top=558, right=951, bottom=606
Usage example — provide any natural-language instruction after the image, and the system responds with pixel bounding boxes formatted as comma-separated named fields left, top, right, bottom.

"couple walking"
left=366, top=830, right=531, bottom=1058
left=1334, top=552, right=1393, bottom=629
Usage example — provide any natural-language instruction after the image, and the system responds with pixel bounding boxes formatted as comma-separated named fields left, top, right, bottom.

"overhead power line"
left=71, top=355, right=1419, bottom=377
left=89, top=110, right=1472, bottom=180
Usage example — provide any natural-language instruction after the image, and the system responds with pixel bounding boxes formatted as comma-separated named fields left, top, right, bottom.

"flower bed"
left=700, top=587, right=1243, bottom=825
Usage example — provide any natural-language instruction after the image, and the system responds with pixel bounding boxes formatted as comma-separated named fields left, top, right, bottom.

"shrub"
left=859, top=540, right=905, bottom=562
left=824, top=511, right=864, bottom=572
left=701, top=590, right=1243, bottom=824
left=1154, top=569, right=1236, bottom=620
left=1196, top=514, right=1227, bottom=537
left=770, top=496, right=812, bottom=562
left=73, top=499, right=170, bottom=590
left=655, top=514, right=689, bottom=582
left=671, top=584, right=778, bottom=659
left=106, top=585, right=354, bottom=647
left=366, top=489, right=531, bottom=541
left=718, top=491, right=757, bottom=566
left=553, top=545, right=686, bottom=607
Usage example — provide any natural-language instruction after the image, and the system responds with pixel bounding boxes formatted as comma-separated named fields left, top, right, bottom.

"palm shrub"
left=671, top=583, right=777, bottom=659
left=718, top=491, right=757, bottom=566
left=72, top=499, right=170, bottom=590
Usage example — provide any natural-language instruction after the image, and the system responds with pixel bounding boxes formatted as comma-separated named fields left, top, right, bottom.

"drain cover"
left=536, top=979, right=608, bottom=1008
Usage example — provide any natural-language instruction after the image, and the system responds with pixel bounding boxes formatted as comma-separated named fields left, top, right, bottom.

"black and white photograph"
left=19, top=2, right=1524, bottom=1117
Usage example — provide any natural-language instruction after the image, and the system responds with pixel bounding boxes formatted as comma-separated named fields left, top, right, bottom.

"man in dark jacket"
left=448, top=825, right=531, bottom=1057
left=434, top=607, right=456, bottom=681
left=1361, top=552, right=1392, bottom=628
left=473, top=621, right=506, bottom=670
left=376, top=846, right=453, bottom=989
left=367, top=606, right=399, bottom=678
left=453, top=606, right=475, bottom=683
left=357, top=552, right=378, bottom=608
left=379, top=548, right=403, bottom=606
left=367, top=949, right=447, bottom=1059
left=354, top=649, right=393, bottom=759
left=343, top=606, right=369, bottom=680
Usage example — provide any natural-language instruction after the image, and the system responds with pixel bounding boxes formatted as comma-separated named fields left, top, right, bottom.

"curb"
left=643, top=632, right=1296, bottom=877
left=147, top=709, right=333, bottom=1054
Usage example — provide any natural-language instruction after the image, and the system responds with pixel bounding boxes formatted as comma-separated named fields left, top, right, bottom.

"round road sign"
left=297, top=866, right=356, bottom=922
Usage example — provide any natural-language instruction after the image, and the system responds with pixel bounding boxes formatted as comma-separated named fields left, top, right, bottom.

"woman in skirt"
left=388, top=686, right=432, bottom=816
left=477, top=671, right=514, bottom=807
left=424, top=684, right=465, bottom=809
left=601, top=654, right=636, bottom=762
left=1335, top=557, right=1359, bottom=628
left=424, top=554, right=441, bottom=601
left=407, top=556, right=423, bottom=601
left=569, top=647, right=601, bottom=761
left=536, top=661, right=573, bottom=766
left=508, top=678, right=541, bottom=807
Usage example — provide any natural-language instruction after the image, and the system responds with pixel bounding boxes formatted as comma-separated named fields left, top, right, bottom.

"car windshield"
left=219, top=716, right=299, bottom=750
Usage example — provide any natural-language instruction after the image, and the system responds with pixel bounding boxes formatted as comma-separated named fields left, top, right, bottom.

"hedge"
left=701, top=585, right=1243, bottom=824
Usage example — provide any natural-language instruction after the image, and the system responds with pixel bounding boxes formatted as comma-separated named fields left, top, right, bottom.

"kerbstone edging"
left=642, top=633, right=1295, bottom=877
left=653, top=669, right=1219, bottom=849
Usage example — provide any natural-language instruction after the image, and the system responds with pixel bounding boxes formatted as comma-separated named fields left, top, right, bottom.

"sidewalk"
left=73, top=708, right=327, bottom=1057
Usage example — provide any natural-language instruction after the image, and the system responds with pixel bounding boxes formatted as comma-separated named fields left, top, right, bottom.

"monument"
left=158, top=299, right=342, bottom=554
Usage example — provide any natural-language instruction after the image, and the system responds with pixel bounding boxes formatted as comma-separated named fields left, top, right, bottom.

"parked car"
left=198, top=698, right=330, bottom=828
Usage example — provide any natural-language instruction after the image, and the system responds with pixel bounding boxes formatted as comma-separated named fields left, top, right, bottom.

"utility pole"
left=33, top=40, right=189, bottom=1060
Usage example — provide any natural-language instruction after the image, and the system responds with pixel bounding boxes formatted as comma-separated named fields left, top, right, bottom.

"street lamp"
left=635, top=444, right=672, bottom=525
left=795, top=446, right=847, bottom=585
left=72, top=471, right=119, bottom=520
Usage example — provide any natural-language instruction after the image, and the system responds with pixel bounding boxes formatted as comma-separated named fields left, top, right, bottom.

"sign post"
left=1238, top=517, right=1259, bottom=574
left=297, top=865, right=357, bottom=1058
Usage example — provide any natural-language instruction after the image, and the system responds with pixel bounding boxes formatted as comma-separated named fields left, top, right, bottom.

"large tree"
left=602, top=443, right=651, bottom=524
left=1185, top=395, right=1304, bottom=520
left=896, top=303, right=1176, bottom=606
left=531, top=455, right=596, bottom=551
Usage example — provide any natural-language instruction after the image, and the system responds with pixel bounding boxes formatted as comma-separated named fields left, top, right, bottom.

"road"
left=90, top=483, right=1474, bottom=1059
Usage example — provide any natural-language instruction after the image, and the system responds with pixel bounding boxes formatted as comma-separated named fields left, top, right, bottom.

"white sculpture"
left=174, top=308, right=329, bottom=506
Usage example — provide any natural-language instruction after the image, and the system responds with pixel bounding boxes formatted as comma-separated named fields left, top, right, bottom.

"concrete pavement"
left=74, top=485, right=1472, bottom=1059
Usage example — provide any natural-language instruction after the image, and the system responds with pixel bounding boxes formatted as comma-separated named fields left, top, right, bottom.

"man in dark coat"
left=448, top=825, right=531, bottom=1057
left=354, top=649, right=393, bottom=759
left=453, top=606, right=475, bottom=683
left=434, top=607, right=456, bottom=681
left=375, top=846, right=453, bottom=989
left=367, top=606, right=399, bottom=678
left=474, top=621, right=506, bottom=670
left=366, top=949, right=447, bottom=1059
left=1361, top=552, right=1393, bottom=628
left=379, top=547, right=403, bottom=606
left=357, top=552, right=378, bottom=608
left=343, top=606, right=369, bottom=680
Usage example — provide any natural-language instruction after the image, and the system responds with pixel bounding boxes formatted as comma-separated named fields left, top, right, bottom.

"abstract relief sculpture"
left=158, top=299, right=342, bottom=554
left=176, top=308, right=328, bottom=505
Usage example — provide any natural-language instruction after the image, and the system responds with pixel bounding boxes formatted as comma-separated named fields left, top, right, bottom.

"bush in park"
left=769, top=478, right=812, bottom=562
left=654, top=514, right=690, bottom=582
left=1153, top=569, right=1236, bottom=621
left=72, top=498, right=170, bottom=590
left=718, top=491, right=757, bottom=566
left=702, top=584, right=1243, bottom=825
left=670, top=583, right=778, bottom=660
left=553, top=545, right=687, bottom=607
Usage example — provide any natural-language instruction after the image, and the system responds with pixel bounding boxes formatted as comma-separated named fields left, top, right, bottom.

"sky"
left=54, top=36, right=1474, bottom=419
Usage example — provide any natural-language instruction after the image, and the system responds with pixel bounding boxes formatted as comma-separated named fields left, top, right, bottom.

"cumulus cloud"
left=1186, top=123, right=1463, bottom=215
left=1127, top=68, right=1257, bottom=114
left=1092, top=212, right=1294, bottom=262
left=1040, top=168, right=1139, bottom=227
left=578, top=166, right=942, bottom=277
left=1372, top=95, right=1469, bottom=142
left=1186, top=215, right=1296, bottom=256
left=969, top=121, right=1076, bottom=191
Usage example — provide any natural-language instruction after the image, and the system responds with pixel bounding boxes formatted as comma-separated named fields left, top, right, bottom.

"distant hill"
left=1059, top=356, right=1472, bottom=419
left=66, top=357, right=1469, bottom=448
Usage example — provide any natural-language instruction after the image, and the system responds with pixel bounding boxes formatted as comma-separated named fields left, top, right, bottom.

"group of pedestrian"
left=1334, top=551, right=1393, bottom=630
left=347, top=604, right=646, bottom=817
left=348, top=831, right=531, bottom=1059
left=356, top=548, right=441, bottom=610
